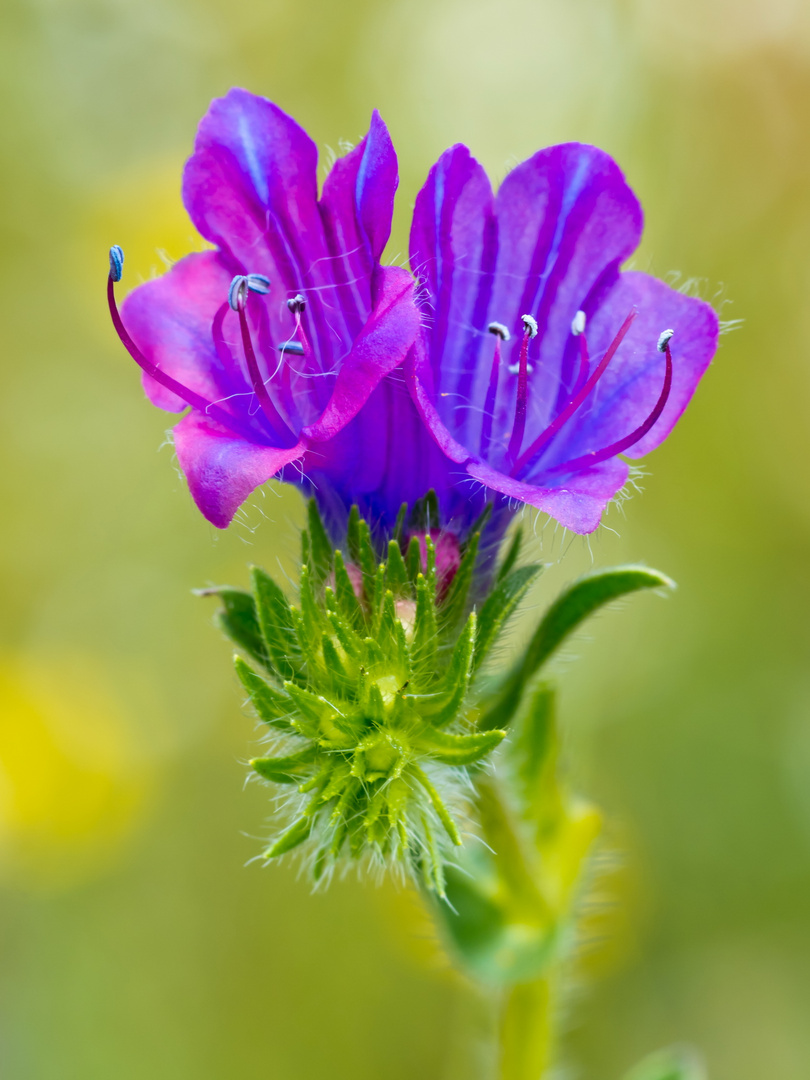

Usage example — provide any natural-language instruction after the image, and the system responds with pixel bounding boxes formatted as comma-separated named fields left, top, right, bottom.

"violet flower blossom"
left=406, top=143, right=720, bottom=533
left=108, top=89, right=420, bottom=528
left=109, top=90, right=718, bottom=539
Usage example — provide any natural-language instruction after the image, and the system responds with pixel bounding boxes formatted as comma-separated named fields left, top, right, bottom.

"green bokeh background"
left=2, top=1, right=810, bottom=1077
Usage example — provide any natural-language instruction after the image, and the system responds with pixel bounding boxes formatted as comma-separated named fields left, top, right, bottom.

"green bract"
left=203, top=499, right=541, bottom=895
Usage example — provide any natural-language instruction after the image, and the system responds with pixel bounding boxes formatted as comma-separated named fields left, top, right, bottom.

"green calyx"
left=203, top=498, right=533, bottom=895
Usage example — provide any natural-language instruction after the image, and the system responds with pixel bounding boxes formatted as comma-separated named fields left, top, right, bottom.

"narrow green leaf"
left=234, top=655, right=294, bottom=730
left=405, top=535, right=422, bottom=584
left=357, top=518, right=377, bottom=602
left=418, top=613, right=476, bottom=725
left=471, top=499, right=495, bottom=536
left=441, top=530, right=480, bottom=633
left=333, top=550, right=363, bottom=626
left=298, top=563, right=324, bottom=651
left=196, top=587, right=269, bottom=670
left=347, top=504, right=361, bottom=565
left=393, top=502, right=408, bottom=544
left=473, top=564, right=543, bottom=672
left=410, top=763, right=461, bottom=846
left=522, top=565, right=675, bottom=676
left=496, top=525, right=523, bottom=583
left=284, top=682, right=339, bottom=730
left=251, top=744, right=318, bottom=784
left=326, top=611, right=363, bottom=660
left=424, top=489, right=440, bottom=532
left=510, top=681, right=557, bottom=817
left=480, top=565, right=674, bottom=730
left=419, top=726, right=506, bottom=766
left=411, top=573, right=438, bottom=677
left=385, top=539, right=408, bottom=594
left=250, top=567, right=300, bottom=680
left=264, top=814, right=313, bottom=858
left=419, top=812, right=446, bottom=896
left=307, top=497, right=333, bottom=585
left=321, top=634, right=353, bottom=696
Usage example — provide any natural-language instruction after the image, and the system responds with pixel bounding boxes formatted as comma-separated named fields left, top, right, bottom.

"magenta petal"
left=302, top=267, right=420, bottom=443
left=467, top=457, right=628, bottom=534
left=319, top=111, right=398, bottom=333
left=173, top=413, right=307, bottom=529
left=122, top=252, right=245, bottom=414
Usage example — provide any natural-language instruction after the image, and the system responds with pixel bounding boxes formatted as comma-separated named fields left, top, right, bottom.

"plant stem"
left=499, top=974, right=555, bottom=1080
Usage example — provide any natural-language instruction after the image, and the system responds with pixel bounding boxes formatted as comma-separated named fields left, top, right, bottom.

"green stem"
left=499, top=974, right=555, bottom=1080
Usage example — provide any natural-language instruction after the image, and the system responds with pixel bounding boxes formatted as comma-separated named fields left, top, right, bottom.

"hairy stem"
left=499, top=974, right=556, bottom=1080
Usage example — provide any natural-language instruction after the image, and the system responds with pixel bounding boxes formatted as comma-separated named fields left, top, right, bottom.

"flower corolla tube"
left=108, top=89, right=718, bottom=537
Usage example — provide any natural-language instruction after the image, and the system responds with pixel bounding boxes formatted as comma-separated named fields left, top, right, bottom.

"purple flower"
left=108, top=89, right=420, bottom=528
left=404, top=142, right=720, bottom=533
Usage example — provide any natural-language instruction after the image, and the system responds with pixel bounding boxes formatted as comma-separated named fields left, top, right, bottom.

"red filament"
left=506, top=327, right=532, bottom=464
left=547, top=339, right=673, bottom=476
left=107, top=275, right=258, bottom=442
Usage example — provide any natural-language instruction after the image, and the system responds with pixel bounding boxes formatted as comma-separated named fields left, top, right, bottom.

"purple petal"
left=406, top=340, right=628, bottom=533
left=302, top=267, right=420, bottom=442
left=173, top=412, right=307, bottom=529
left=409, top=145, right=496, bottom=445
left=319, top=110, right=398, bottom=334
left=467, top=457, right=628, bottom=534
left=537, top=272, right=719, bottom=468
left=120, top=251, right=293, bottom=444
left=489, top=144, right=644, bottom=446
left=182, top=88, right=344, bottom=364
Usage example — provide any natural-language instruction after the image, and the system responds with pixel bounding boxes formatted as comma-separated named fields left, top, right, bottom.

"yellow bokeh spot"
left=0, top=654, right=154, bottom=889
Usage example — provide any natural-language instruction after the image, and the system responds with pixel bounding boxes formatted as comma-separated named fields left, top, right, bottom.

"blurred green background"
left=2, top=0, right=810, bottom=1076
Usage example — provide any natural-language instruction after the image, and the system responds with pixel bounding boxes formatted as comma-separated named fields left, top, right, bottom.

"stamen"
left=511, top=310, right=637, bottom=476
left=506, top=315, right=536, bottom=464
left=480, top=323, right=510, bottom=458
left=229, top=274, right=271, bottom=311
left=231, top=274, right=291, bottom=428
left=285, top=292, right=313, bottom=360
left=106, top=248, right=258, bottom=441
left=546, top=332, right=674, bottom=476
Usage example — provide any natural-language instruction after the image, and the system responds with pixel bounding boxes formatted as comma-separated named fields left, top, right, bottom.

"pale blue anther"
left=277, top=341, right=305, bottom=355
left=247, top=273, right=271, bottom=294
left=657, top=329, right=674, bottom=352
left=109, top=245, right=124, bottom=282
left=229, top=273, right=271, bottom=310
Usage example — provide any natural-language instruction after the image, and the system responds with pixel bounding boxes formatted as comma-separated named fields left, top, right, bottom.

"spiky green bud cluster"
left=203, top=498, right=541, bottom=894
